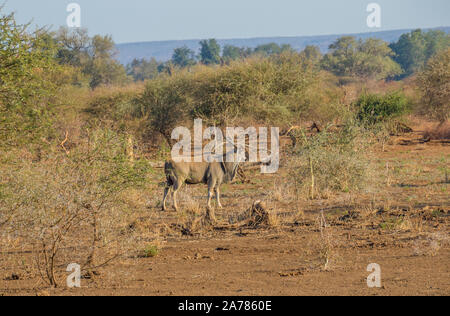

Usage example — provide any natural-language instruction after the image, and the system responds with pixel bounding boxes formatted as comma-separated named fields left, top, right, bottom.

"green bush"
left=141, top=245, right=160, bottom=258
left=0, top=10, right=61, bottom=148
left=355, top=91, right=410, bottom=125
left=134, top=53, right=322, bottom=132
left=133, top=76, right=190, bottom=145
left=86, top=90, right=137, bottom=125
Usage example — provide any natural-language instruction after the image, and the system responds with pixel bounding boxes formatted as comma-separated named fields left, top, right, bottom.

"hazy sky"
left=3, top=0, right=450, bottom=43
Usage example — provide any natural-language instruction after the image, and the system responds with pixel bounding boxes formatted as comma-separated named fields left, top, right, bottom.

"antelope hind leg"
left=207, top=178, right=217, bottom=209
left=162, top=186, right=171, bottom=211
left=172, top=179, right=183, bottom=212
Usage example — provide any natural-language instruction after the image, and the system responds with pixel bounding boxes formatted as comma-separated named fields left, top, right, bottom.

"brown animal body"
left=162, top=160, right=240, bottom=212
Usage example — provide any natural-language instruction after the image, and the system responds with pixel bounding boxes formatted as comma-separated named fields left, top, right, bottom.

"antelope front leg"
left=215, top=186, right=223, bottom=209
left=207, top=188, right=213, bottom=209
left=207, top=178, right=216, bottom=209
left=206, top=184, right=217, bottom=223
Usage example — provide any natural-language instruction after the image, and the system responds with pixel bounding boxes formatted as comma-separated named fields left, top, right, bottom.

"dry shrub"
left=340, top=78, right=409, bottom=103
left=0, top=128, right=152, bottom=287
left=315, top=210, right=340, bottom=271
left=80, top=54, right=349, bottom=149
left=397, top=215, right=424, bottom=233
left=132, top=53, right=344, bottom=136
left=84, top=83, right=145, bottom=130
left=298, top=71, right=349, bottom=125
left=183, top=196, right=203, bottom=217
left=289, top=124, right=371, bottom=199
left=172, top=190, right=218, bottom=235
left=422, top=121, right=450, bottom=140
left=172, top=189, right=205, bottom=218
left=417, top=48, right=450, bottom=122
left=268, top=182, right=293, bottom=202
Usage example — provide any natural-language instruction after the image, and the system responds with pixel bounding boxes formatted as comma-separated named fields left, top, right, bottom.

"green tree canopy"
left=55, top=27, right=90, bottom=67
left=199, top=39, right=221, bottom=65
left=322, top=36, right=402, bottom=80
left=85, top=35, right=129, bottom=88
left=54, top=27, right=129, bottom=88
left=90, top=35, right=116, bottom=59
left=299, top=45, right=322, bottom=66
left=253, top=43, right=293, bottom=57
left=222, top=45, right=252, bottom=62
left=390, top=29, right=450, bottom=78
left=0, top=10, right=60, bottom=146
left=171, top=46, right=196, bottom=68
left=126, top=58, right=160, bottom=81
left=417, top=48, right=450, bottom=122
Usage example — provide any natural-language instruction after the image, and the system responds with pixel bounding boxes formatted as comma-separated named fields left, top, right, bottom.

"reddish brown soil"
left=1, top=127, right=449, bottom=296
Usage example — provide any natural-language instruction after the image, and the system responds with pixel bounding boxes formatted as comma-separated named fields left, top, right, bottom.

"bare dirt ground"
left=1, top=125, right=449, bottom=296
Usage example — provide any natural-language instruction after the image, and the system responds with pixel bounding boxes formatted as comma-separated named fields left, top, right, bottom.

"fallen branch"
left=60, top=130, right=69, bottom=155
left=230, top=201, right=271, bottom=228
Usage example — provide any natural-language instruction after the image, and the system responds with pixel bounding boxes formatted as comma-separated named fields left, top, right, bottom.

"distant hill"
left=116, top=27, right=450, bottom=65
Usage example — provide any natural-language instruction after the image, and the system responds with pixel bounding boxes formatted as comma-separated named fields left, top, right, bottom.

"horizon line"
left=115, top=25, right=450, bottom=46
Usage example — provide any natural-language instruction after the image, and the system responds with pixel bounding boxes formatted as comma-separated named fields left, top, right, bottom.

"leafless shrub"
left=289, top=124, right=370, bottom=199
left=1, top=128, right=151, bottom=287
left=417, top=48, right=450, bottom=123
left=316, top=210, right=340, bottom=271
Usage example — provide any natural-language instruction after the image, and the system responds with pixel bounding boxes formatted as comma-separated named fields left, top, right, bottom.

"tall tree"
left=417, top=48, right=450, bottom=122
left=222, top=45, right=252, bottom=62
left=55, top=28, right=129, bottom=89
left=322, top=36, right=402, bottom=80
left=254, top=43, right=281, bottom=56
left=171, top=46, right=196, bottom=68
left=199, top=39, right=221, bottom=65
left=390, top=29, right=450, bottom=78
left=299, top=45, right=322, bottom=65
left=55, top=27, right=90, bottom=67
left=85, top=35, right=129, bottom=88
left=126, top=58, right=160, bottom=81
left=90, top=35, right=116, bottom=59
left=254, top=43, right=293, bottom=57
left=86, top=58, right=130, bottom=89
left=0, top=10, right=61, bottom=146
